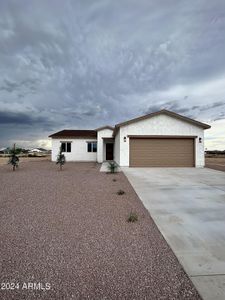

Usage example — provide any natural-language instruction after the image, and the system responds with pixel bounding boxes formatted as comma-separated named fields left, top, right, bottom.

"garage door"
left=129, top=138, right=195, bottom=167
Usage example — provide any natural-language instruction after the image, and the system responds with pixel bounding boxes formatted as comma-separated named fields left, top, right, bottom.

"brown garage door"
left=129, top=138, right=195, bottom=167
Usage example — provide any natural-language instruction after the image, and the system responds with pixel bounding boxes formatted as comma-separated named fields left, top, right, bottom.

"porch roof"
left=102, top=137, right=114, bottom=140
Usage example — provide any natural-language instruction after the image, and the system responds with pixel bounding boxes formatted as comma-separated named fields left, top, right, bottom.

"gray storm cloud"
left=0, top=0, right=225, bottom=148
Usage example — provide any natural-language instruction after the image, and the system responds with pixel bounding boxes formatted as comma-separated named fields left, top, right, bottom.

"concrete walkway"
left=122, top=167, right=225, bottom=300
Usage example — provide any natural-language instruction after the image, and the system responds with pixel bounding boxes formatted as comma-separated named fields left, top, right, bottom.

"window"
left=67, top=142, right=71, bottom=152
left=87, top=143, right=92, bottom=152
left=92, top=142, right=97, bottom=152
left=61, top=142, right=71, bottom=152
left=87, top=142, right=97, bottom=152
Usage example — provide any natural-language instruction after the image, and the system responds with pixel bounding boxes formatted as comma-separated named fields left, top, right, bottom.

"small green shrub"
left=8, top=144, right=20, bottom=171
left=107, top=162, right=117, bottom=173
left=117, top=189, right=125, bottom=195
left=127, top=212, right=138, bottom=223
left=56, top=146, right=66, bottom=170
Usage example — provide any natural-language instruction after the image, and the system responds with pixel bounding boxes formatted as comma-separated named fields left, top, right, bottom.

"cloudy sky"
left=0, top=0, right=225, bottom=150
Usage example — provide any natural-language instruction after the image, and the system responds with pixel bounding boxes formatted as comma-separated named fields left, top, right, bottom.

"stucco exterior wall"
left=97, top=129, right=114, bottom=163
left=51, top=138, right=97, bottom=162
left=116, top=114, right=205, bottom=167
left=114, top=129, right=120, bottom=165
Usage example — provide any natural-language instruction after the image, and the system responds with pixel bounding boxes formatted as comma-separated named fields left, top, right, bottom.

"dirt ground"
left=0, top=161, right=200, bottom=300
left=205, top=156, right=225, bottom=172
left=0, top=155, right=51, bottom=165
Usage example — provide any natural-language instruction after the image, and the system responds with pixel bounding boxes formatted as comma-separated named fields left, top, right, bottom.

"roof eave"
left=49, top=135, right=97, bottom=139
left=115, top=109, right=211, bottom=130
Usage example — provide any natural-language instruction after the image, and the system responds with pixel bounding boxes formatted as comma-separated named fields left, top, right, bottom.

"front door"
left=106, top=143, right=114, bottom=160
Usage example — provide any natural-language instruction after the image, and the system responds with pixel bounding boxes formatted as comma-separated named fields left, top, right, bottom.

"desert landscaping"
left=0, top=155, right=50, bottom=165
left=0, top=161, right=201, bottom=299
left=1, top=154, right=224, bottom=171
left=0, top=153, right=224, bottom=298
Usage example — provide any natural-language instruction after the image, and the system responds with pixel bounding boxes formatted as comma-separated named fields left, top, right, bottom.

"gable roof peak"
left=95, top=125, right=114, bottom=131
left=115, top=109, right=211, bottom=130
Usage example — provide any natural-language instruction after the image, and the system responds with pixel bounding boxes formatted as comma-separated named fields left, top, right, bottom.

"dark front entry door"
left=106, top=143, right=114, bottom=160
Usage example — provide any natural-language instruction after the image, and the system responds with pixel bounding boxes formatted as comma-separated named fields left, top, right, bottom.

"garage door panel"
left=130, top=138, right=194, bottom=167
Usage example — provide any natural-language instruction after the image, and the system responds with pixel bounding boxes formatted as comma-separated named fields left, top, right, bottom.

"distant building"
left=28, top=148, right=48, bottom=153
left=0, top=147, right=11, bottom=154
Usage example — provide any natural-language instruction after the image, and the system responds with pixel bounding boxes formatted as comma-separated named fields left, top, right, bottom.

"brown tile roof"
left=115, top=109, right=211, bottom=130
left=49, top=130, right=97, bottom=138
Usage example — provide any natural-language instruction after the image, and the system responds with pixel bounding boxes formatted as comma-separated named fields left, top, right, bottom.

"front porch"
left=102, top=137, right=114, bottom=162
left=96, top=126, right=115, bottom=164
left=104, top=138, right=114, bottom=161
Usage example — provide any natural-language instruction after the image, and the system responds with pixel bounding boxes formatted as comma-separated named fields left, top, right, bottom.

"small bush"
left=8, top=145, right=20, bottom=171
left=127, top=212, right=138, bottom=223
left=56, top=146, right=66, bottom=170
left=117, top=189, right=125, bottom=195
left=107, top=162, right=118, bottom=173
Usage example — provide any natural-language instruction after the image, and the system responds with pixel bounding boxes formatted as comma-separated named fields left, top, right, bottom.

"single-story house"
left=49, top=109, right=211, bottom=167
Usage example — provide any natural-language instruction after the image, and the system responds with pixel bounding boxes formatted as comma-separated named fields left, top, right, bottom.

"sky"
left=0, top=0, right=225, bottom=150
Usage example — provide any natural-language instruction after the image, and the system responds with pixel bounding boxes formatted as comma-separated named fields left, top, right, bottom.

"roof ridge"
left=115, top=109, right=211, bottom=130
left=95, top=125, right=114, bottom=131
left=49, top=129, right=97, bottom=138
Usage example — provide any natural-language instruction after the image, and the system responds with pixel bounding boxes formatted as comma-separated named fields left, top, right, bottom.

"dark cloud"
left=0, top=110, right=53, bottom=126
left=144, top=100, right=225, bottom=121
left=0, top=79, right=20, bottom=92
left=0, top=0, right=225, bottom=148
left=0, top=78, right=40, bottom=93
left=199, top=103, right=224, bottom=114
left=145, top=101, right=193, bottom=118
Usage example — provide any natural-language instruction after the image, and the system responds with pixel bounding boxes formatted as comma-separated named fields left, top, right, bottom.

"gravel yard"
left=0, top=162, right=201, bottom=299
left=0, top=156, right=50, bottom=165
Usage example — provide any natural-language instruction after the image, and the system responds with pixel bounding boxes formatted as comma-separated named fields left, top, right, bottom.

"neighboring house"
left=0, top=147, right=9, bottom=154
left=49, top=109, right=211, bottom=167
left=29, top=148, right=48, bottom=153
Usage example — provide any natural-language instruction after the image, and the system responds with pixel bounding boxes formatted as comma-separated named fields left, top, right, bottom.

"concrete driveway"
left=123, top=167, right=225, bottom=300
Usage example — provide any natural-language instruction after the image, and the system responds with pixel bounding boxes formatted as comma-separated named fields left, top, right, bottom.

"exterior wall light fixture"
left=124, top=136, right=127, bottom=142
left=199, top=137, right=202, bottom=143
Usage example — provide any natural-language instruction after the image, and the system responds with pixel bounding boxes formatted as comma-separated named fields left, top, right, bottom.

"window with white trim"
left=87, top=142, right=97, bottom=152
left=61, top=142, right=71, bottom=152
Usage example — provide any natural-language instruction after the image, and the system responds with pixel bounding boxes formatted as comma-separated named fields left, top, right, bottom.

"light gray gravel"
left=0, top=162, right=201, bottom=299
